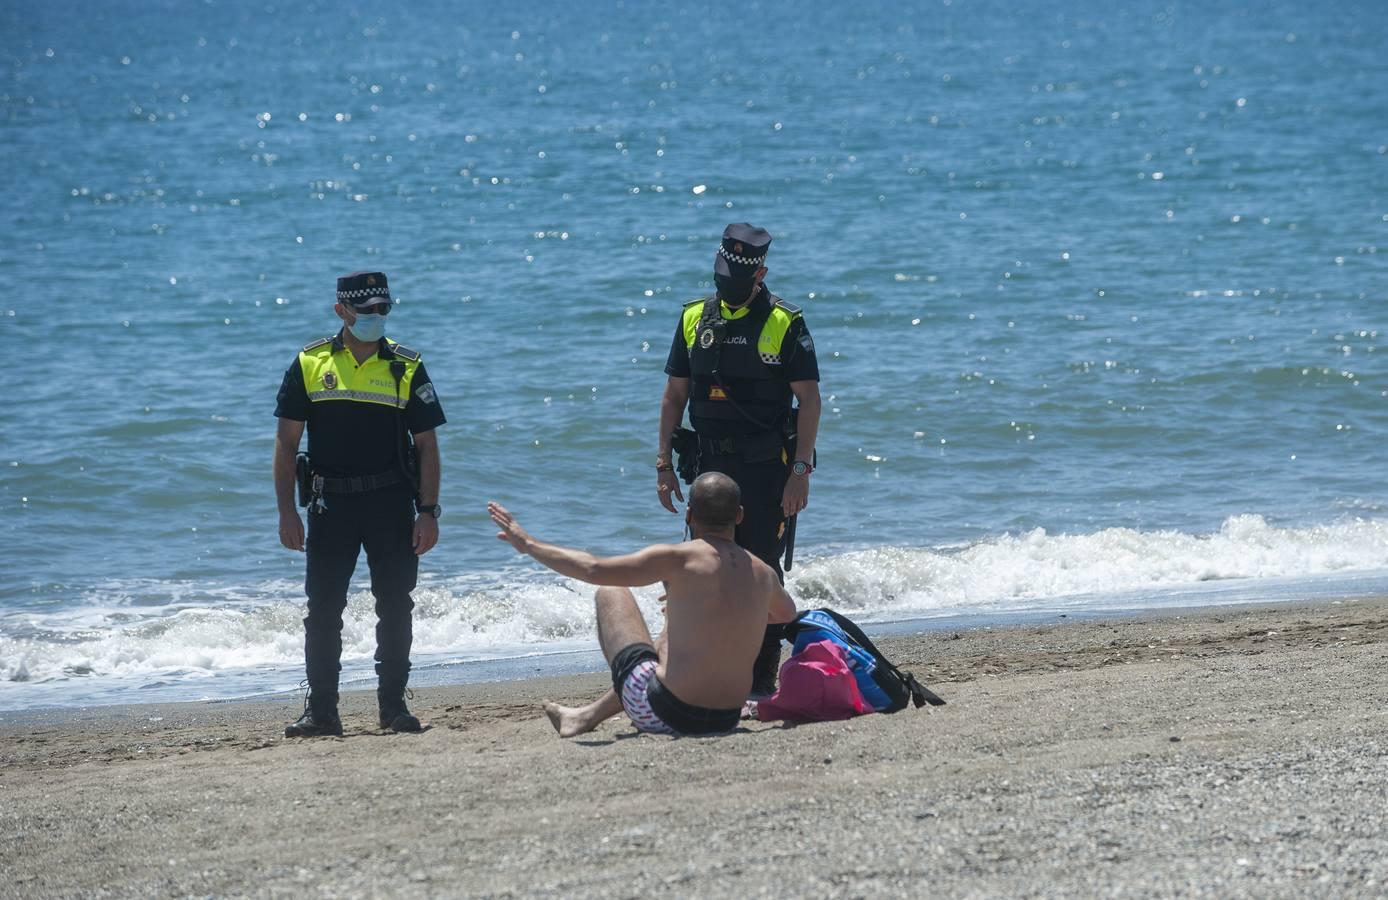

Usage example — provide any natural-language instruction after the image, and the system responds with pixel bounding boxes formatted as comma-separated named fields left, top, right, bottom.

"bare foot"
left=544, top=701, right=598, bottom=738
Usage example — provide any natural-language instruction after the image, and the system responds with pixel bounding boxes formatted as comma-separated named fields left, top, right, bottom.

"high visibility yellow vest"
left=681, top=295, right=800, bottom=366
left=297, top=335, right=423, bottom=410
left=681, top=293, right=801, bottom=429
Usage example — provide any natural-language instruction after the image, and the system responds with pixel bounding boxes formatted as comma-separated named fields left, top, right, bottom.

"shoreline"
left=11, top=573, right=1388, bottom=717
left=3, top=596, right=1386, bottom=896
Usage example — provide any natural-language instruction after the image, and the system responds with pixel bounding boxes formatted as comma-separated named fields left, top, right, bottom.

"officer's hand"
left=413, top=514, right=439, bottom=556
left=657, top=469, right=684, bottom=513
left=781, top=473, right=810, bottom=518
left=279, top=510, right=305, bottom=552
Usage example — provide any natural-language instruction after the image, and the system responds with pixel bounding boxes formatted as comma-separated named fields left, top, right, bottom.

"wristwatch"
left=417, top=503, right=443, bottom=519
left=791, top=460, right=814, bottom=477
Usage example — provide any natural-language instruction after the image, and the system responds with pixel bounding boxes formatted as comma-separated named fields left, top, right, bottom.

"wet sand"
left=2, top=597, right=1386, bottom=898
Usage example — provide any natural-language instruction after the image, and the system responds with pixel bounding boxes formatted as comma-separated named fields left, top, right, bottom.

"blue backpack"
left=782, top=608, right=945, bottom=713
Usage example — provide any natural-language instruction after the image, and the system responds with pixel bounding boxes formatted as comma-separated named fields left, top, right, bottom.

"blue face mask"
left=348, top=313, right=386, bottom=343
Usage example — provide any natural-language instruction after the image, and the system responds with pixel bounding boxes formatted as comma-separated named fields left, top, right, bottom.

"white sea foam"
left=2, top=515, right=1387, bottom=708
left=0, top=577, right=664, bottom=693
left=787, top=515, right=1388, bottom=617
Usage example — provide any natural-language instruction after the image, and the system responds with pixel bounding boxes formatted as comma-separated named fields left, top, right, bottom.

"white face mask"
left=348, top=312, right=386, bottom=342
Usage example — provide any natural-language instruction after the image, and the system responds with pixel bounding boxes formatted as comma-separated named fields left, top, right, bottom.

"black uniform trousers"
left=696, top=446, right=790, bottom=682
left=303, top=483, right=417, bottom=700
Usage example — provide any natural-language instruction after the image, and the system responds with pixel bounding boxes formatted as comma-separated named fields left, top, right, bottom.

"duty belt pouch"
left=295, top=452, right=313, bottom=508
left=670, top=427, right=699, bottom=485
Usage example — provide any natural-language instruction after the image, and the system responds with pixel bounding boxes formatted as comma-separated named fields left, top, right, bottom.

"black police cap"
left=714, top=223, right=772, bottom=278
left=335, top=271, right=394, bottom=307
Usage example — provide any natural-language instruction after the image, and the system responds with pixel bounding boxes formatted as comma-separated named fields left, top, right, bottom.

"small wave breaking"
left=3, top=514, right=1387, bottom=709
left=788, top=514, right=1388, bottom=616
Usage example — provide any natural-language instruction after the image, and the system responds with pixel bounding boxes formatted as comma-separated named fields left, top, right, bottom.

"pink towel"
left=754, top=639, right=874, bottom=723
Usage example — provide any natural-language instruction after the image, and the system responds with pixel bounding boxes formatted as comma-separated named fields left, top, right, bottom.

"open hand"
left=488, top=501, right=532, bottom=554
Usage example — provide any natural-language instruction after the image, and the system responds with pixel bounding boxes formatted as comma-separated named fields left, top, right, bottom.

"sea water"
left=2, top=1, right=1385, bottom=710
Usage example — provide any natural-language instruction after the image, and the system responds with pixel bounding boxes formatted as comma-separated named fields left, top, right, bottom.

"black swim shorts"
left=646, top=677, right=741, bottom=735
left=610, top=642, right=659, bottom=692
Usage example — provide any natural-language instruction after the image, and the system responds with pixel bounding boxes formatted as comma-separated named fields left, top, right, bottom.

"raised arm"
left=488, top=502, right=684, bottom=587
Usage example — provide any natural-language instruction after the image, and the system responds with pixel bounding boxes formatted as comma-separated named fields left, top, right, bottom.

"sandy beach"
left=2, top=597, right=1386, bottom=898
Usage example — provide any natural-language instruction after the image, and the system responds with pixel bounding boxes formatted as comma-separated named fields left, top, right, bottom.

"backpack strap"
left=817, top=609, right=894, bottom=663
left=781, top=610, right=813, bottom=641
left=815, top=608, right=947, bottom=708
left=903, top=672, right=946, bottom=708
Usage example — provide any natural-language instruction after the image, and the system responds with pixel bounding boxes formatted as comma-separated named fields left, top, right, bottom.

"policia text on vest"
left=273, top=271, right=446, bottom=739
left=656, top=224, right=823, bottom=696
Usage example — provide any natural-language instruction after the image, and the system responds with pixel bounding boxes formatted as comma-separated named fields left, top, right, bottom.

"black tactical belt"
left=316, top=469, right=405, bottom=494
left=697, top=431, right=784, bottom=460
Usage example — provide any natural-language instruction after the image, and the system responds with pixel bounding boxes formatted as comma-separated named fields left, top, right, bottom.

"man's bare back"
left=487, top=471, right=796, bottom=737
left=659, top=537, right=787, bottom=709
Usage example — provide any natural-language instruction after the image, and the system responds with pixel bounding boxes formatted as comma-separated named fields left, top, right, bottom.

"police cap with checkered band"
left=713, top=223, right=771, bottom=278
left=335, top=271, right=395, bottom=308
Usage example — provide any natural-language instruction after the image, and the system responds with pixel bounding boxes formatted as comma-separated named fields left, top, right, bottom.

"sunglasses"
left=351, top=302, right=392, bottom=316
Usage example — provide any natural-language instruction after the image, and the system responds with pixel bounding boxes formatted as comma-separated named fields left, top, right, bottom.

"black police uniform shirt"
left=663, top=286, right=821, bottom=439
left=274, top=335, right=446, bottom=478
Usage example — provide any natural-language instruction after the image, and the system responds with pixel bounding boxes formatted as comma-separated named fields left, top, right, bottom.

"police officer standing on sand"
left=273, top=271, right=447, bottom=737
left=656, top=224, right=822, bottom=696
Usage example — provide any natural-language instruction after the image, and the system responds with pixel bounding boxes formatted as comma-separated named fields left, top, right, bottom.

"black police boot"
left=750, top=631, right=783, bottom=699
left=378, top=678, right=421, bottom=732
left=284, top=692, right=343, bottom=738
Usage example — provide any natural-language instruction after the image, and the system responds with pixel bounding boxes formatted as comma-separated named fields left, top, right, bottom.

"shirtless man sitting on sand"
left=487, top=472, right=796, bottom=738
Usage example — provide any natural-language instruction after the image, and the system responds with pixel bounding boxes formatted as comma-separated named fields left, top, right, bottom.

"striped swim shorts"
left=610, top=643, right=675, bottom=735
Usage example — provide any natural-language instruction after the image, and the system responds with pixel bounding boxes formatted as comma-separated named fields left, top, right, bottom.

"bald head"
left=688, top=471, right=741, bottom=531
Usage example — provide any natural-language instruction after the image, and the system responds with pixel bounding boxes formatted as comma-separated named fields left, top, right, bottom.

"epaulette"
left=773, top=297, right=802, bottom=316
left=301, top=336, right=332, bottom=352
left=387, top=342, right=421, bottom=362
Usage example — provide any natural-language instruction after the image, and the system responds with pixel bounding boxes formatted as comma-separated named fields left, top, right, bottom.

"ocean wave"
left=788, top=514, right=1388, bottom=616
left=0, top=577, right=664, bottom=690
left=2, top=515, right=1387, bottom=699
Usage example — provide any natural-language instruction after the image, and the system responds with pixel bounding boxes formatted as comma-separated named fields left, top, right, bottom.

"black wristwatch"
left=416, top=503, right=442, bottom=519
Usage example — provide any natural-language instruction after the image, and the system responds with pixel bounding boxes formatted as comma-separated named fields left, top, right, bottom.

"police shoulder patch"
left=388, top=342, right=421, bottom=362
left=773, top=297, right=802, bottom=316
left=301, top=336, right=332, bottom=352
